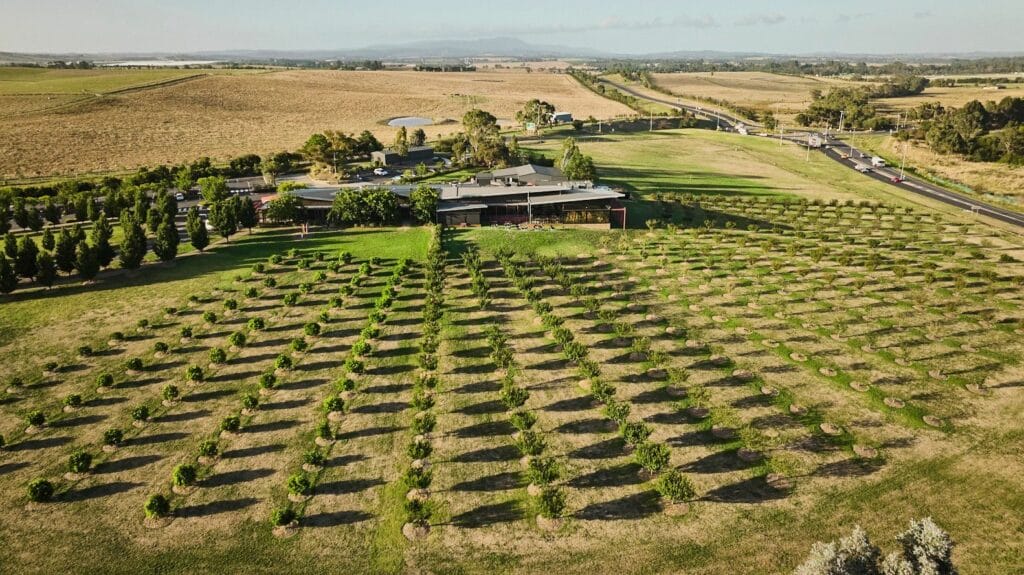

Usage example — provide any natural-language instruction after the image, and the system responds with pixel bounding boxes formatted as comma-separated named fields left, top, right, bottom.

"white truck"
left=871, top=156, right=887, bottom=168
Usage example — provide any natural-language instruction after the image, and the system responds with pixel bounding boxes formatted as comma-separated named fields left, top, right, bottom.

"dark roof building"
left=371, top=145, right=434, bottom=166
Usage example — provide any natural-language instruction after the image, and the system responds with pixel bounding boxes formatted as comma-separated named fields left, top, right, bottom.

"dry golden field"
left=0, top=68, right=631, bottom=179
left=650, top=72, right=862, bottom=123
left=876, top=84, right=1024, bottom=114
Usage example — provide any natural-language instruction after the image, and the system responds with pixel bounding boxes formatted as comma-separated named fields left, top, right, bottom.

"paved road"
left=600, top=78, right=749, bottom=130
left=601, top=78, right=1024, bottom=230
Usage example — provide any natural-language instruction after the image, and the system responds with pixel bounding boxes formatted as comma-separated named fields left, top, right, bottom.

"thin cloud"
left=735, top=13, right=786, bottom=26
left=914, top=11, right=933, bottom=19
left=836, top=12, right=871, bottom=24
left=462, top=15, right=719, bottom=37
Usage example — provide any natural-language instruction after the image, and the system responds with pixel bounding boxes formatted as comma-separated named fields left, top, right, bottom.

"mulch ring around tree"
left=272, top=521, right=300, bottom=539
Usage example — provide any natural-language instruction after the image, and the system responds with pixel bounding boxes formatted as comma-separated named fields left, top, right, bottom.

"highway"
left=601, top=78, right=1024, bottom=230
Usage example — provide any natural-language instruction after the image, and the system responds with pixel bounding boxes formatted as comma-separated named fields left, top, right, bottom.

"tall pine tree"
left=186, top=206, right=209, bottom=252
left=3, top=232, right=17, bottom=260
left=0, top=254, right=16, bottom=293
left=92, top=214, right=115, bottom=268
left=208, top=199, right=238, bottom=243
left=76, top=242, right=100, bottom=281
left=118, top=213, right=147, bottom=270
left=36, top=252, right=57, bottom=288
left=152, top=214, right=179, bottom=262
left=41, top=227, right=55, bottom=251
left=54, top=229, right=77, bottom=274
left=14, top=236, right=39, bottom=280
left=238, top=196, right=258, bottom=233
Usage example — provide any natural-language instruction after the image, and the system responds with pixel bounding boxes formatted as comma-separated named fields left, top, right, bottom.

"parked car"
left=373, top=168, right=389, bottom=176
left=174, top=192, right=185, bottom=201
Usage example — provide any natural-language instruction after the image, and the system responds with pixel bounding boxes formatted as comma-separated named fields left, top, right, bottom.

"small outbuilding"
left=371, top=145, right=434, bottom=166
left=551, top=112, right=573, bottom=124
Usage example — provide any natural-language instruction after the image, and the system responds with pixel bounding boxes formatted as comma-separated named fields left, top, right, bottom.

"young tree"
left=40, top=227, right=55, bottom=251
left=197, top=176, right=229, bottom=204
left=409, top=184, right=439, bottom=224
left=146, top=206, right=162, bottom=234
left=154, top=188, right=177, bottom=220
left=238, top=196, right=258, bottom=232
left=14, top=236, right=39, bottom=280
left=186, top=206, right=209, bottom=252
left=11, top=197, right=29, bottom=229
left=0, top=202, right=11, bottom=235
left=882, top=518, right=957, bottom=575
left=259, top=155, right=280, bottom=185
left=795, top=526, right=881, bottom=575
left=42, top=197, right=62, bottom=225
left=356, top=130, right=383, bottom=155
left=394, top=126, right=409, bottom=157
left=75, top=242, right=100, bottom=281
left=54, top=229, right=77, bottom=274
left=118, top=213, right=147, bottom=269
left=174, top=168, right=194, bottom=197
left=91, top=214, right=115, bottom=268
left=264, top=192, right=303, bottom=225
left=0, top=254, right=17, bottom=293
left=152, top=214, right=179, bottom=262
left=300, top=133, right=332, bottom=166
left=208, top=199, right=237, bottom=242
left=410, top=128, right=427, bottom=147
left=3, top=232, right=16, bottom=259
left=36, top=252, right=57, bottom=288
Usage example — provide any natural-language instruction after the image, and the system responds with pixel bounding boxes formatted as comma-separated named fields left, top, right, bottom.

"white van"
left=871, top=157, right=886, bottom=168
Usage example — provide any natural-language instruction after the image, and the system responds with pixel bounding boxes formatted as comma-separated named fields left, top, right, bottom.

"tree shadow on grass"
left=453, top=399, right=505, bottom=416
left=575, top=490, right=661, bottom=521
left=702, top=476, right=790, bottom=504
left=452, top=500, right=523, bottom=528
left=262, top=398, right=310, bottom=411
left=94, top=454, right=163, bottom=474
left=207, top=370, right=262, bottom=384
left=8, top=435, right=74, bottom=451
left=450, top=420, right=515, bottom=438
left=183, top=389, right=234, bottom=402
left=543, top=395, right=596, bottom=413
left=449, top=471, right=522, bottom=492
left=679, top=450, right=751, bottom=474
left=367, top=364, right=414, bottom=376
left=126, top=432, right=189, bottom=446
left=153, top=409, right=211, bottom=424
left=362, top=383, right=411, bottom=394
left=244, top=419, right=299, bottom=434
left=327, top=453, right=368, bottom=468
left=0, top=461, right=31, bottom=475
left=201, top=468, right=275, bottom=488
left=50, top=414, right=108, bottom=428
left=304, top=510, right=374, bottom=527
left=812, top=458, right=884, bottom=478
left=177, top=497, right=259, bottom=518
left=222, top=444, right=286, bottom=459
left=449, top=444, right=520, bottom=463
left=316, top=477, right=385, bottom=495
left=63, top=481, right=143, bottom=502
left=86, top=396, right=128, bottom=408
left=336, top=425, right=404, bottom=440
left=568, top=437, right=625, bottom=460
left=351, top=401, right=408, bottom=414
left=553, top=417, right=616, bottom=435
left=568, top=462, right=643, bottom=488
left=277, top=378, right=328, bottom=391
left=449, top=363, right=496, bottom=375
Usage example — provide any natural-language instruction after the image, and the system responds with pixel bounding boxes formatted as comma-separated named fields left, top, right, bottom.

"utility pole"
left=899, top=141, right=908, bottom=180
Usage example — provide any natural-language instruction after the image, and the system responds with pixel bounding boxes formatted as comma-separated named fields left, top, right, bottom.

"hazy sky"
left=1, top=0, right=1021, bottom=55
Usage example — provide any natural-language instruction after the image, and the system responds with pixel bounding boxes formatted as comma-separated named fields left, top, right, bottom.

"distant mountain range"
left=2, top=38, right=1023, bottom=64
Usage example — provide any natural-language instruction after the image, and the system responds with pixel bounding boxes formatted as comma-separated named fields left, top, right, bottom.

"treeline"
left=901, top=96, right=1024, bottom=163
left=796, top=76, right=930, bottom=130
left=413, top=65, right=476, bottom=72
left=595, top=56, right=1024, bottom=77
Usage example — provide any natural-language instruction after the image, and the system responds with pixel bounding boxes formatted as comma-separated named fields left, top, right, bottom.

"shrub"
left=26, top=410, right=45, bottom=427
left=172, top=464, right=198, bottom=487
left=315, top=420, right=333, bottom=440
left=185, top=365, right=204, bottom=382
left=124, top=357, right=144, bottom=371
left=404, top=498, right=431, bottom=525
left=161, top=384, right=180, bottom=401
left=411, top=412, right=436, bottom=434
left=131, top=405, right=150, bottom=422
left=290, top=338, right=308, bottom=353
left=336, top=377, right=356, bottom=392
left=110, top=331, right=125, bottom=341
left=418, top=353, right=438, bottom=371
left=352, top=339, right=371, bottom=356
left=282, top=293, right=299, bottom=306
left=144, top=494, right=171, bottom=518
left=286, top=473, right=313, bottom=496
left=63, top=394, right=83, bottom=408
left=298, top=282, right=313, bottom=294
left=202, top=311, right=217, bottom=324
left=275, top=354, right=293, bottom=370
left=536, top=486, right=566, bottom=519
left=322, top=396, right=344, bottom=413
left=515, top=430, right=546, bottom=457
left=655, top=469, right=695, bottom=502
left=416, top=373, right=438, bottom=389
left=604, top=401, right=631, bottom=423
left=270, top=506, right=296, bottom=527
left=303, top=449, right=326, bottom=467
left=500, top=385, right=529, bottom=410
left=77, top=345, right=93, bottom=357
left=103, top=428, right=124, bottom=446
left=208, top=347, right=227, bottom=364
left=620, top=421, right=652, bottom=446
left=259, top=372, right=277, bottom=389
left=245, top=287, right=259, bottom=298
left=339, top=251, right=352, bottom=264
left=198, top=439, right=219, bottom=457
left=263, top=277, right=277, bottom=288
left=180, top=326, right=193, bottom=339
left=344, top=357, right=365, bottom=374
left=153, top=341, right=169, bottom=354
left=635, top=442, right=671, bottom=473
left=526, top=456, right=560, bottom=485
left=269, top=254, right=282, bottom=264
left=137, top=318, right=150, bottom=329
left=27, top=478, right=55, bottom=502
left=68, top=450, right=93, bottom=473
left=223, top=298, right=238, bottom=311
left=220, top=415, right=241, bottom=433
left=241, top=393, right=259, bottom=411
left=361, top=325, right=380, bottom=339
left=402, top=466, right=432, bottom=490
left=252, top=262, right=266, bottom=274
left=407, top=439, right=433, bottom=460
left=509, top=411, right=537, bottom=431
left=228, top=332, right=247, bottom=348
left=164, top=306, right=178, bottom=316
left=247, top=317, right=267, bottom=331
